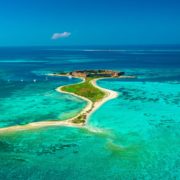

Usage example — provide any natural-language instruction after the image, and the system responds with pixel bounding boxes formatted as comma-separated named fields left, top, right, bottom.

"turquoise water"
left=0, top=46, right=180, bottom=179
left=0, top=77, right=86, bottom=127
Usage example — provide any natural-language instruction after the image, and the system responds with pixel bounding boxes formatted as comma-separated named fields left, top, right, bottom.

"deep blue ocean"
left=0, top=46, right=180, bottom=179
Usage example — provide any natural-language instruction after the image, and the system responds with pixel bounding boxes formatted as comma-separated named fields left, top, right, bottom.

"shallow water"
left=0, top=46, right=180, bottom=179
left=0, top=77, right=86, bottom=127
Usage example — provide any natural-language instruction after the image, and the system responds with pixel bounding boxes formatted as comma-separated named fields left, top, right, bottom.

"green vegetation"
left=72, top=114, right=86, bottom=124
left=61, top=78, right=105, bottom=103
left=61, top=77, right=106, bottom=124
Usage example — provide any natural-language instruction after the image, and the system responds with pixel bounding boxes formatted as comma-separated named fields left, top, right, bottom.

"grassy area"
left=61, top=77, right=105, bottom=103
left=72, top=114, right=86, bottom=124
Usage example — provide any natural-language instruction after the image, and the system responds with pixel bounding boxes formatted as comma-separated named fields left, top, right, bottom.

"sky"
left=0, top=0, right=180, bottom=46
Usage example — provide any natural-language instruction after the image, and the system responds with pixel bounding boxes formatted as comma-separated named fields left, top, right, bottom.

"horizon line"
left=0, top=44, right=180, bottom=48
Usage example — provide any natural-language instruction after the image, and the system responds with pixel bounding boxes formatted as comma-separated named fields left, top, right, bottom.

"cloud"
left=51, top=32, right=71, bottom=40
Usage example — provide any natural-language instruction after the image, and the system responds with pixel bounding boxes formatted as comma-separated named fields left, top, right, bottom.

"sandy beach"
left=86, top=78, right=118, bottom=121
left=0, top=77, right=118, bottom=134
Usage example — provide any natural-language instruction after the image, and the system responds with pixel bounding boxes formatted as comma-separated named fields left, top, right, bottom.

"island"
left=0, top=70, right=135, bottom=133
left=53, top=69, right=134, bottom=125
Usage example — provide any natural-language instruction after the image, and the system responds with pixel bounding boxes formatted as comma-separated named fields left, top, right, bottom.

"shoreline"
left=0, top=76, right=119, bottom=134
left=86, top=78, right=118, bottom=122
left=59, top=77, right=118, bottom=125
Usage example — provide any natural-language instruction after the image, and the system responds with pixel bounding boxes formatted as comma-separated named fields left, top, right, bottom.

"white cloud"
left=51, top=32, right=71, bottom=40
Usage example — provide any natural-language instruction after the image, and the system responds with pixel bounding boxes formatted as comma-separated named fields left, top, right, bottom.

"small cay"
left=55, top=69, right=135, bottom=125
left=58, top=77, right=111, bottom=125
left=0, top=69, right=135, bottom=133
